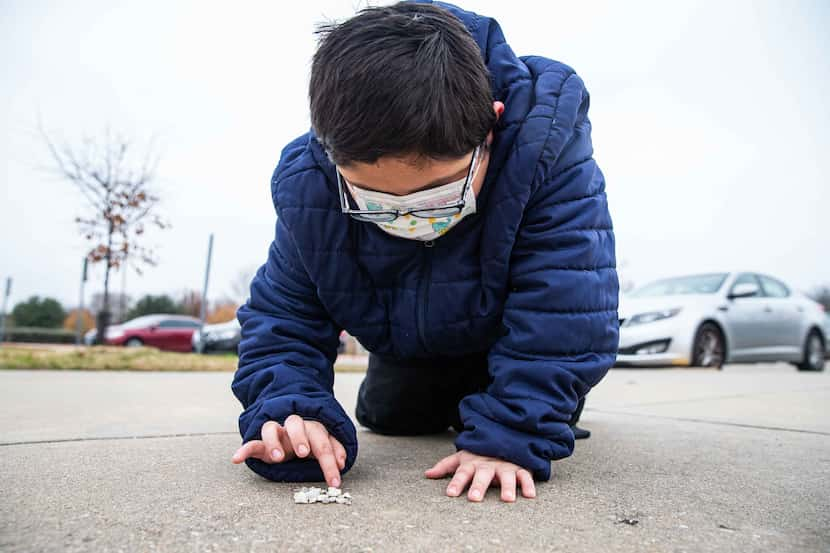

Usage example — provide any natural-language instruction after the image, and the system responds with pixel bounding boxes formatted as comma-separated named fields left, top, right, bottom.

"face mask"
left=345, top=154, right=482, bottom=241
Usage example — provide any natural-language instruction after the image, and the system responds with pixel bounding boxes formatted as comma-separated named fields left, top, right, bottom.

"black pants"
left=355, top=351, right=586, bottom=435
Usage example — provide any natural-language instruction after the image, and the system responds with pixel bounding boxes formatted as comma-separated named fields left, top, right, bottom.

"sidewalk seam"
left=586, top=408, right=830, bottom=436
left=0, top=431, right=239, bottom=447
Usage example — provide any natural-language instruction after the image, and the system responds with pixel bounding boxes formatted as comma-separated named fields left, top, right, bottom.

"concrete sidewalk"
left=1, top=363, right=828, bottom=552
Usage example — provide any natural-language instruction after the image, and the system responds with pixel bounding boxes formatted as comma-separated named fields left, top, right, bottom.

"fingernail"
left=332, top=477, right=340, bottom=487
left=271, top=449, right=282, bottom=461
left=471, top=489, right=481, bottom=499
left=298, top=444, right=308, bottom=456
left=447, top=486, right=457, bottom=495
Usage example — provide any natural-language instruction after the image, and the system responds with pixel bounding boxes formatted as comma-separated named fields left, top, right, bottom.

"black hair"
left=309, top=1, right=496, bottom=167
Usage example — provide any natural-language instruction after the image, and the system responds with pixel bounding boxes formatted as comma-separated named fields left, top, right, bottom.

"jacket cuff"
left=453, top=398, right=574, bottom=482
left=238, top=393, right=359, bottom=483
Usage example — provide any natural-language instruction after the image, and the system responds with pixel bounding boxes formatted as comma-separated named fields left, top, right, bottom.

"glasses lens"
left=350, top=212, right=398, bottom=222
left=412, top=206, right=462, bottom=219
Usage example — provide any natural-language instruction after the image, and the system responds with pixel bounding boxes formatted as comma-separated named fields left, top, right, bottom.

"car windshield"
left=121, top=315, right=163, bottom=329
left=629, top=273, right=729, bottom=297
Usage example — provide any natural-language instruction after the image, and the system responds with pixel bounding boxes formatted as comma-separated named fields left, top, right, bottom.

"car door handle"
left=763, top=306, right=773, bottom=313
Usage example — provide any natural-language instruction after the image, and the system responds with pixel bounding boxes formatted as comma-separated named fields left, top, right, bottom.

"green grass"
left=0, top=345, right=368, bottom=372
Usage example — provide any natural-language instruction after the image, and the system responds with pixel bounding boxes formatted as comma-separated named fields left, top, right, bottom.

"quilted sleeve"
left=454, top=71, right=620, bottom=481
left=231, top=199, right=359, bottom=482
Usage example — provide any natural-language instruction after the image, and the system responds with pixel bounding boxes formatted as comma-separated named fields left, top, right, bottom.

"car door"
left=161, top=319, right=199, bottom=352
left=153, top=319, right=182, bottom=351
left=757, top=274, right=802, bottom=359
left=141, top=320, right=167, bottom=348
left=722, top=273, right=768, bottom=360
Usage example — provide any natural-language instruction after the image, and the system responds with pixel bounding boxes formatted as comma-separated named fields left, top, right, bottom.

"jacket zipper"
left=416, top=239, right=435, bottom=353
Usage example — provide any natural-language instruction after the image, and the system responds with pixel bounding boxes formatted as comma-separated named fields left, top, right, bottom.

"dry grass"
left=0, top=344, right=368, bottom=373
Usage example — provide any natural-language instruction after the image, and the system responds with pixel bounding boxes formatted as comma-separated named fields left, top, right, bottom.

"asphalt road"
left=1, top=363, right=827, bottom=552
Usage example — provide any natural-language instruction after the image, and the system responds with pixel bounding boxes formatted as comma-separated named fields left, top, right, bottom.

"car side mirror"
left=728, top=282, right=760, bottom=300
left=149, top=325, right=158, bottom=331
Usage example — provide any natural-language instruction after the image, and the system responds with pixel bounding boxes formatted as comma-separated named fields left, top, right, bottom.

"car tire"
left=796, top=330, right=825, bottom=372
left=691, top=322, right=725, bottom=369
left=125, top=337, right=144, bottom=348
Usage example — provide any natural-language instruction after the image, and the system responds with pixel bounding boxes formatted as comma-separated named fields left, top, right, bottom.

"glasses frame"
left=336, top=143, right=483, bottom=223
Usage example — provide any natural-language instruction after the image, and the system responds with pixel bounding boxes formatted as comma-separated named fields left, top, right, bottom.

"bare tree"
left=229, top=265, right=258, bottom=305
left=38, top=120, right=170, bottom=344
left=177, top=289, right=203, bottom=318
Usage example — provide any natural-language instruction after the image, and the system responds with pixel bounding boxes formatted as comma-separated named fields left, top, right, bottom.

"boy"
left=230, top=0, right=619, bottom=503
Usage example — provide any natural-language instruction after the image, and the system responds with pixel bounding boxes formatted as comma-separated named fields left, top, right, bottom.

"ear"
left=493, top=101, right=505, bottom=120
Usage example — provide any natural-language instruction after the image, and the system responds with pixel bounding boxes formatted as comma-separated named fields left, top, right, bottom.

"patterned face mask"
left=344, top=151, right=483, bottom=241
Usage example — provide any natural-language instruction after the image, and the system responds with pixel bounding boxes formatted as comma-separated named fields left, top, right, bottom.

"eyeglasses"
left=336, top=143, right=483, bottom=223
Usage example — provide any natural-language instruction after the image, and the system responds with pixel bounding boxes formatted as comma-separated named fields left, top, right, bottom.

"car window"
left=758, top=275, right=790, bottom=298
left=123, top=315, right=161, bottom=329
left=158, top=319, right=198, bottom=328
left=729, top=273, right=761, bottom=296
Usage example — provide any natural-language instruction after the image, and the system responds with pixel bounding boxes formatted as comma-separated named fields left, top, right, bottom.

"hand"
left=424, top=449, right=537, bottom=502
left=230, top=414, right=347, bottom=488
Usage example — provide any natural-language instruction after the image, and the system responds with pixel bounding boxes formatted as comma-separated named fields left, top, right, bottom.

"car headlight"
left=626, top=307, right=682, bottom=326
left=106, top=329, right=125, bottom=340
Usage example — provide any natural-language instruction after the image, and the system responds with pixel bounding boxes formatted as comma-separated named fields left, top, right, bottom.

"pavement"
left=0, top=362, right=828, bottom=553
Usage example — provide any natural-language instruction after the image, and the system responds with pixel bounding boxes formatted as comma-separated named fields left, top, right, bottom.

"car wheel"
left=691, top=322, right=725, bottom=369
left=797, top=330, right=825, bottom=372
left=125, top=337, right=144, bottom=348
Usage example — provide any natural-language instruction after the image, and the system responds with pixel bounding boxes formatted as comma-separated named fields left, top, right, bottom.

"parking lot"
left=0, top=362, right=827, bottom=552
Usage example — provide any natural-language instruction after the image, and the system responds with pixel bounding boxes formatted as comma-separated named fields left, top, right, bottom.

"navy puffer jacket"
left=231, top=0, right=619, bottom=483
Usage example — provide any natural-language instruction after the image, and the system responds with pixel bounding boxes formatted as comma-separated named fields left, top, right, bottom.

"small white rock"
left=293, top=485, right=351, bottom=504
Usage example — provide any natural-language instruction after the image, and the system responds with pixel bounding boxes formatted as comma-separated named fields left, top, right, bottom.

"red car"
left=104, top=314, right=202, bottom=352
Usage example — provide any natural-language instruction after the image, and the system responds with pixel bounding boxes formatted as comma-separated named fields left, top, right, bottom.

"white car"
left=616, top=272, right=826, bottom=371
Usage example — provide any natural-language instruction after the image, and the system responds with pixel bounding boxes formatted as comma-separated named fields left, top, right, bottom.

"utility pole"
left=0, top=277, right=11, bottom=348
left=198, top=234, right=214, bottom=340
left=75, top=258, right=88, bottom=346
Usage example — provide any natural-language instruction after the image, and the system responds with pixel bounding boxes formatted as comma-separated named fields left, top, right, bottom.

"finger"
left=231, top=440, right=263, bottom=464
left=517, top=469, right=536, bottom=498
left=275, top=423, right=296, bottom=460
left=307, top=423, right=341, bottom=488
left=261, top=421, right=284, bottom=462
left=425, top=453, right=460, bottom=479
left=329, top=435, right=347, bottom=470
left=496, top=468, right=517, bottom=502
left=446, top=464, right=475, bottom=497
left=284, top=414, right=311, bottom=458
left=467, top=465, right=495, bottom=502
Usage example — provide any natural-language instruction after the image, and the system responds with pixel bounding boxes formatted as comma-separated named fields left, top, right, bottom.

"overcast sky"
left=2, top=0, right=828, bottom=312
